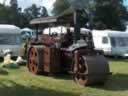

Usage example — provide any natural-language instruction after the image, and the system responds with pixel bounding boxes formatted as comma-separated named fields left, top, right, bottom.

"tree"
left=0, top=1, right=49, bottom=28
left=92, top=0, right=128, bottom=30
left=0, top=4, right=10, bottom=23
left=3, top=0, right=7, bottom=5
left=23, top=4, right=41, bottom=27
left=10, top=0, right=18, bottom=9
left=40, top=6, right=49, bottom=17
left=24, top=4, right=49, bottom=21
left=52, top=0, right=128, bottom=30
left=23, top=5, right=49, bottom=27
left=52, top=0, right=70, bottom=16
left=24, top=4, right=41, bottom=20
left=9, top=0, right=23, bottom=26
left=0, top=1, right=29, bottom=27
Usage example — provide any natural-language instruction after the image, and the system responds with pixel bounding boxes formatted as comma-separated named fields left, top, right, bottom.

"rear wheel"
left=27, top=47, right=43, bottom=74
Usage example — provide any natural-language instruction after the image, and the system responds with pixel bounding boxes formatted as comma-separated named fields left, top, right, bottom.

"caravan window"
left=116, top=37, right=128, bottom=47
left=102, top=37, right=108, bottom=44
left=0, top=34, right=21, bottom=45
left=110, top=37, right=128, bottom=47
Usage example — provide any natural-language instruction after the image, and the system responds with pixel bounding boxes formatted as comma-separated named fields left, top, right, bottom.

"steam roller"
left=27, top=9, right=110, bottom=86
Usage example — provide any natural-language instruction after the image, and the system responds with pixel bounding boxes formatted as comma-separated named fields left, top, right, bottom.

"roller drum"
left=74, top=54, right=110, bottom=86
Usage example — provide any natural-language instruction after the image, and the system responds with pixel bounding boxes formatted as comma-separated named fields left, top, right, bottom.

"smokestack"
left=73, top=10, right=80, bottom=43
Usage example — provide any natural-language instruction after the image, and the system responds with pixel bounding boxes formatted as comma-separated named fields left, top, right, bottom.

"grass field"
left=0, top=58, right=128, bottom=96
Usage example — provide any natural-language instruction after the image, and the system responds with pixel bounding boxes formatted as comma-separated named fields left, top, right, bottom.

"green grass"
left=0, top=58, right=128, bottom=96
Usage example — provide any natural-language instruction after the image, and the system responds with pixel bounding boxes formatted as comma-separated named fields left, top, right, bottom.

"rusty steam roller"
left=27, top=9, right=110, bottom=86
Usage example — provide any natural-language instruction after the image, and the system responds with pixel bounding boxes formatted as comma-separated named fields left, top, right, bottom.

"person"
left=61, top=28, right=73, bottom=47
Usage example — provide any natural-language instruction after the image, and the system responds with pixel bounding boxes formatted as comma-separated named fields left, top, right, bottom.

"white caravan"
left=92, top=30, right=128, bottom=57
left=0, top=24, right=22, bottom=57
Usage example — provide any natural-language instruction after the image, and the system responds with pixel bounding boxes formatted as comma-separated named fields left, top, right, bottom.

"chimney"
left=73, top=10, right=80, bottom=43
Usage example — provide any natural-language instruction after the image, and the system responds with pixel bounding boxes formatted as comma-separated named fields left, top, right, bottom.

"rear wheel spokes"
left=28, top=47, right=39, bottom=74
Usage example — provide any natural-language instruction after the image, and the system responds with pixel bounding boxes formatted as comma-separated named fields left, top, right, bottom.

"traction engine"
left=27, top=11, right=110, bottom=86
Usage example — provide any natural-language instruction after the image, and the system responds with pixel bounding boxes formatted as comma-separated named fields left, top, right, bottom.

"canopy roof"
left=30, top=8, right=89, bottom=30
left=30, top=13, right=73, bottom=27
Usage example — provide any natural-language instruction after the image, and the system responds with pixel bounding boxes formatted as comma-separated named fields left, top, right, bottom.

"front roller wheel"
left=73, top=55, right=109, bottom=86
left=27, top=47, right=43, bottom=74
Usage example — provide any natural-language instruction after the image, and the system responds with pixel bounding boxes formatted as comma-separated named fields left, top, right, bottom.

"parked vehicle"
left=92, top=30, right=128, bottom=57
left=0, top=24, right=22, bottom=57
left=26, top=10, right=110, bottom=86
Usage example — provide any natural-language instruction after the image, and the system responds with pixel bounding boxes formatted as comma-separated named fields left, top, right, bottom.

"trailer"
left=26, top=10, right=110, bottom=86
left=0, top=24, right=22, bottom=57
left=92, top=30, right=128, bottom=57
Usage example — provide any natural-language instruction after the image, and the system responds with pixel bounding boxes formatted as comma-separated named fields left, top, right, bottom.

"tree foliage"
left=52, top=0, right=128, bottom=30
left=24, top=4, right=41, bottom=24
left=0, top=1, right=49, bottom=28
left=40, top=7, right=49, bottom=17
left=52, top=0, right=70, bottom=16
left=10, top=0, right=18, bottom=9
left=93, top=0, right=128, bottom=30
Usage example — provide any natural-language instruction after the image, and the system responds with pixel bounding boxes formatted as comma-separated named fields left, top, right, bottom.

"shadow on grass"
left=91, top=73, right=128, bottom=91
left=0, top=80, right=78, bottom=96
left=52, top=74, right=72, bottom=80
left=0, top=69, right=8, bottom=75
left=38, top=72, right=72, bottom=80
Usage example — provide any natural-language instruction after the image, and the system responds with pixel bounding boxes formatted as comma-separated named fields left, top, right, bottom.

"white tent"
left=21, top=27, right=36, bottom=39
left=22, top=28, right=33, bottom=32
